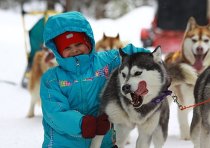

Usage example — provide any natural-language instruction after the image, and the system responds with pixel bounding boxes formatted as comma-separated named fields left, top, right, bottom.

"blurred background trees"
left=0, top=0, right=156, bottom=19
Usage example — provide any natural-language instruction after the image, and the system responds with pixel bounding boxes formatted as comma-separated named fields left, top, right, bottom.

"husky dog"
left=165, top=16, right=210, bottom=73
left=163, top=16, right=210, bottom=140
left=91, top=46, right=171, bottom=148
left=95, top=33, right=124, bottom=52
left=190, top=66, right=210, bottom=148
left=27, top=48, right=57, bottom=118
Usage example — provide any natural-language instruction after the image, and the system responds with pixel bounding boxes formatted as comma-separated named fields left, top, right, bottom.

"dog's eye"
left=204, top=39, right=209, bottom=43
left=134, top=71, right=142, bottom=76
left=122, top=72, right=126, bottom=78
left=192, top=39, right=197, bottom=43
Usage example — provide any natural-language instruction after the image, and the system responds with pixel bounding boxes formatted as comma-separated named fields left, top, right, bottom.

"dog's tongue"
left=193, top=55, right=203, bottom=71
left=135, top=81, right=148, bottom=96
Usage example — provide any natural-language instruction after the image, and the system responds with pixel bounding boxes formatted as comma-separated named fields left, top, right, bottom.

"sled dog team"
left=27, top=11, right=210, bottom=148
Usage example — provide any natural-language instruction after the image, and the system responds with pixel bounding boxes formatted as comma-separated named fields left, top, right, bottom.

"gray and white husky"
left=190, top=66, right=210, bottom=148
left=91, top=46, right=171, bottom=148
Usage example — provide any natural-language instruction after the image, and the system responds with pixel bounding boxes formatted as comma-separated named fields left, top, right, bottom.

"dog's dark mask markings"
left=118, top=47, right=169, bottom=108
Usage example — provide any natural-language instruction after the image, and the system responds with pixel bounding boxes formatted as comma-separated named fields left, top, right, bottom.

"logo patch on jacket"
left=95, top=66, right=109, bottom=78
left=59, top=66, right=109, bottom=87
left=59, top=80, right=71, bottom=87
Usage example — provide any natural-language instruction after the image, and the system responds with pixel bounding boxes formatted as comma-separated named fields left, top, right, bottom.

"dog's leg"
left=200, top=123, right=210, bottom=148
left=115, top=123, right=134, bottom=148
left=90, top=135, right=104, bottom=148
left=176, top=85, right=193, bottom=140
left=136, top=132, right=151, bottom=148
left=136, top=124, right=154, bottom=148
left=152, top=126, right=166, bottom=148
left=178, top=108, right=190, bottom=140
left=190, top=108, right=201, bottom=148
left=199, top=110, right=210, bottom=148
left=27, top=98, right=35, bottom=118
left=136, top=113, right=160, bottom=148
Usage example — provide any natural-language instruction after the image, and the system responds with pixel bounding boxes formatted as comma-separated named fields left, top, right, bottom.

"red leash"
left=179, top=98, right=210, bottom=110
left=171, top=94, right=210, bottom=110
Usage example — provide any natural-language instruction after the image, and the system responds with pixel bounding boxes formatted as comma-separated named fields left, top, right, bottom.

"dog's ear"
left=119, top=48, right=127, bottom=58
left=103, top=32, right=107, bottom=39
left=152, top=46, right=162, bottom=63
left=116, top=33, right=120, bottom=39
left=186, top=17, right=197, bottom=32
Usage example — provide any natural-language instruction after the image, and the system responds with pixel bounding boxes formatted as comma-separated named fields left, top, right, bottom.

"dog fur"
left=95, top=33, right=124, bottom=52
left=164, top=17, right=210, bottom=140
left=27, top=48, right=57, bottom=118
left=91, top=46, right=170, bottom=148
left=190, top=66, right=210, bottom=148
left=165, top=17, right=210, bottom=73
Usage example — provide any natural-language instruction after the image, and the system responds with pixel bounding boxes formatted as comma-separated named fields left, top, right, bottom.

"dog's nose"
left=122, top=84, right=131, bottom=94
left=196, top=46, right=203, bottom=54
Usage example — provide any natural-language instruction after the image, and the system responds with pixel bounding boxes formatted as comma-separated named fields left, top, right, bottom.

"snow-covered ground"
left=0, top=6, right=194, bottom=148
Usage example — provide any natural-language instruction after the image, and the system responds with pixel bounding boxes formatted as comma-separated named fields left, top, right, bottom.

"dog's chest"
left=127, top=106, right=141, bottom=122
left=121, top=98, right=160, bottom=125
left=121, top=100, right=145, bottom=124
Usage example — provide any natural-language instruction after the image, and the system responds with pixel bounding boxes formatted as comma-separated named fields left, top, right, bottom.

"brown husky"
left=95, top=33, right=124, bottom=51
left=165, top=17, right=210, bottom=73
left=165, top=17, right=210, bottom=140
left=27, top=48, right=57, bottom=118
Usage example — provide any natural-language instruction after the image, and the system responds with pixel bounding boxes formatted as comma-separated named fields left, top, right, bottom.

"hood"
left=43, top=11, right=96, bottom=72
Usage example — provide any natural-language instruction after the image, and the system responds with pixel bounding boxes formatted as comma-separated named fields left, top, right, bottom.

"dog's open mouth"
left=130, top=93, right=143, bottom=107
left=193, top=52, right=208, bottom=71
left=130, top=81, right=148, bottom=108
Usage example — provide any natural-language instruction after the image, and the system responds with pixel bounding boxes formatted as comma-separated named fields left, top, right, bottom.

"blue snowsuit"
left=40, top=11, right=149, bottom=148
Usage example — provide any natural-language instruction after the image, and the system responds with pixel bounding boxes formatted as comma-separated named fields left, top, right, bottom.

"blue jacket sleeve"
left=97, top=43, right=150, bottom=71
left=40, top=70, right=84, bottom=137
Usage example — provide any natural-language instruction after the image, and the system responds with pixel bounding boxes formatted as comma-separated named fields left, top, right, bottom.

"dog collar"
left=151, top=90, right=172, bottom=104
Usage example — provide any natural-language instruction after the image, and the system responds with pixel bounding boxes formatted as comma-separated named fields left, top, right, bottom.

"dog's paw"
left=180, top=134, right=190, bottom=140
left=26, top=113, right=34, bottom=118
left=180, top=126, right=190, bottom=140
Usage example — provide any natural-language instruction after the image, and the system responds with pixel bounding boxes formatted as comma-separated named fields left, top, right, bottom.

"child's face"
left=62, top=43, right=91, bottom=58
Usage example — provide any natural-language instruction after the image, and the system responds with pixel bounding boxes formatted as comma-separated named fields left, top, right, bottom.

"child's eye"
left=75, top=43, right=83, bottom=47
left=64, top=47, right=72, bottom=51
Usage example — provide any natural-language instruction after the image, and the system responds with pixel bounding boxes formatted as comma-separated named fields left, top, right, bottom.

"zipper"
left=75, top=57, right=80, bottom=66
left=74, top=57, right=86, bottom=113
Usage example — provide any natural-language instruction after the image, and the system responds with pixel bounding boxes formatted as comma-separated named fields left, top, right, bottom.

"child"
left=40, top=11, right=149, bottom=148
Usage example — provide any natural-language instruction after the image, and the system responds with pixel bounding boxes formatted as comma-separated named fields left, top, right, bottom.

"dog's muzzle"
left=122, top=81, right=148, bottom=108
left=130, top=93, right=143, bottom=108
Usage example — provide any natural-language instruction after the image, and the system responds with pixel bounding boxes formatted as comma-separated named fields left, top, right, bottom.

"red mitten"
left=81, top=115, right=97, bottom=138
left=96, top=113, right=111, bottom=135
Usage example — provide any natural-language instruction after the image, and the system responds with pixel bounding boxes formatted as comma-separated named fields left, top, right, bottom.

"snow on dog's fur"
left=27, top=48, right=57, bottom=118
left=91, top=46, right=171, bottom=148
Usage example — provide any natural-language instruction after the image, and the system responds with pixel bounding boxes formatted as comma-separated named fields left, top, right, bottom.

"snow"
left=0, top=6, right=194, bottom=148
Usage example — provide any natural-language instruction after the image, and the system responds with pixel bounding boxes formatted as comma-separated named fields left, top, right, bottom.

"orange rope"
left=180, top=98, right=210, bottom=110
